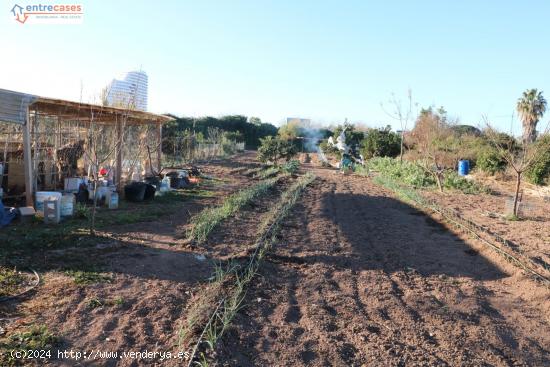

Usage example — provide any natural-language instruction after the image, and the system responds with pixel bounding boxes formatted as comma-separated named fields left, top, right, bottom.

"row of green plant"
left=254, top=160, right=301, bottom=180
left=255, top=166, right=280, bottom=179
left=185, top=173, right=316, bottom=366
left=363, top=157, right=486, bottom=194
left=187, top=177, right=280, bottom=244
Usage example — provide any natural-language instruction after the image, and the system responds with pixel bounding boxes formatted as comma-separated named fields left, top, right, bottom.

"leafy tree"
left=162, top=115, right=277, bottom=151
left=249, top=116, right=262, bottom=125
left=278, top=122, right=300, bottom=141
left=516, top=89, right=547, bottom=144
left=360, top=126, right=401, bottom=159
left=452, top=125, right=481, bottom=136
left=525, top=134, right=550, bottom=185
left=257, top=136, right=298, bottom=165
left=223, top=131, right=244, bottom=142
left=477, top=148, right=507, bottom=174
left=331, top=122, right=365, bottom=147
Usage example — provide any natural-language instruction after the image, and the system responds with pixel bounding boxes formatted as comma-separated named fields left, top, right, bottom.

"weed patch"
left=365, top=157, right=487, bottom=194
left=0, top=267, right=28, bottom=297
left=1, top=325, right=59, bottom=365
left=64, top=269, right=112, bottom=285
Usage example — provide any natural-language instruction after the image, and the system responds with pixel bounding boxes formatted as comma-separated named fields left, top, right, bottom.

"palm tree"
left=516, top=89, right=547, bottom=144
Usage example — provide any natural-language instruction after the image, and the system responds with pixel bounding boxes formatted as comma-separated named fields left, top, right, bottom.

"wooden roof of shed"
left=31, top=96, right=174, bottom=126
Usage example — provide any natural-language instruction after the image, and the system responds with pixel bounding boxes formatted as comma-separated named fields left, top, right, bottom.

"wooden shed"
left=0, top=88, right=174, bottom=206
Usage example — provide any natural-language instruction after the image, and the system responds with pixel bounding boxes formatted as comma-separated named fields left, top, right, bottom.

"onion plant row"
left=187, top=176, right=280, bottom=244
left=186, top=172, right=316, bottom=366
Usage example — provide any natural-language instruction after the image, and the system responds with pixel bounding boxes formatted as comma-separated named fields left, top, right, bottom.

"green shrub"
left=477, top=148, right=507, bottom=174
left=367, top=157, right=434, bottom=187
left=74, top=203, right=89, bottom=219
left=282, top=160, right=300, bottom=174
left=367, top=157, right=486, bottom=193
left=257, top=136, right=298, bottom=165
left=443, top=172, right=486, bottom=194
left=525, top=135, right=550, bottom=185
left=319, top=140, right=341, bottom=158
left=360, top=126, right=401, bottom=159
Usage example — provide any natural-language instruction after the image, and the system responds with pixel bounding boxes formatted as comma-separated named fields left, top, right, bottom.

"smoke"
left=301, top=127, right=325, bottom=152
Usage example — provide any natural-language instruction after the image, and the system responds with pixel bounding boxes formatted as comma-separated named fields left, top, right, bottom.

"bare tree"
left=82, top=106, right=129, bottom=235
left=81, top=80, right=137, bottom=235
left=381, top=89, right=416, bottom=161
left=409, top=107, right=458, bottom=192
left=484, top=116, right=550, bottom=217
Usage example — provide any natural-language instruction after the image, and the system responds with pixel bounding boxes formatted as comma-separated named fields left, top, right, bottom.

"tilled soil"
left=217, top=167, right=550, bottom=366
left=201, top=175, right=294, bottom=261
left=421, top=187, right=550, bottom=278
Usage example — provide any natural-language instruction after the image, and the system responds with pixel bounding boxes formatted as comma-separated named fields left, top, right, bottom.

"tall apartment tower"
left=105, top=71, right=148, bottom=111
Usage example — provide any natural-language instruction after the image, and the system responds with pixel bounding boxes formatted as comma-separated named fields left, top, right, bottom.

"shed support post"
left=116, top=120, right=123, bottom=189
left=23, top=107, right=34, bottom=207
left=156, top=122, right=162, bottom=173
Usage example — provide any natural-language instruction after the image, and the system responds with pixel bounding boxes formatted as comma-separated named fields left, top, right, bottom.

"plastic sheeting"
left=0, top=201, right=17, bottom=227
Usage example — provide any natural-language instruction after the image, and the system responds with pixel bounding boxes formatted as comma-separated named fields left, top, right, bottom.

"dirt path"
left=217, top=167, right=550, bottom=366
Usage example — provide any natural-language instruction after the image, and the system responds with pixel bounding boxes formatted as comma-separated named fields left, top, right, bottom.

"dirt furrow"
left=216, top=167, right=550, bottom=367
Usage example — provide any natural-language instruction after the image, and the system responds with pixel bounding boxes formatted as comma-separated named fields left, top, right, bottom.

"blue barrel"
left=458, top=160, right=470, bottom=176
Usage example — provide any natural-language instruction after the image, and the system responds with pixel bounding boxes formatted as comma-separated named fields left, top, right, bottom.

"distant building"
left=105, top=71, right=148, bottom=111
left=286, top=117, right=311, bottom=127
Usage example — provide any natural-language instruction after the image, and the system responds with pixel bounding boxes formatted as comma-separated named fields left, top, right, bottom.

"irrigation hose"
left=0, top=268, right=40, bottom=303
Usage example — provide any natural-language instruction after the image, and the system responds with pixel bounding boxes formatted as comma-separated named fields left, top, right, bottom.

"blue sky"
left=2, top=0, right=550, bottom=133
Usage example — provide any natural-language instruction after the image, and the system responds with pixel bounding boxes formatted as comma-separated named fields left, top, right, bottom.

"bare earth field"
left=216, top=166, right=549, bottom=366
left=1, top=153, right=549, bottom=366
left=421, top=178, right=550, bottom=280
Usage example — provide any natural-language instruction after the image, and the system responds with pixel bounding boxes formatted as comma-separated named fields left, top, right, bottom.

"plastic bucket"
left=107, top=191, right=119, bottom=209
left=458, top=160, right=470, bottom=176
left=60, top=194, right=74, bottom=217
left=35, top=191, right=62, bottom=214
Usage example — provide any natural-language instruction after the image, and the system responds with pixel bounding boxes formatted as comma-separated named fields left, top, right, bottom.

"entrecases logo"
left=11, top=3, right=83, bottom=24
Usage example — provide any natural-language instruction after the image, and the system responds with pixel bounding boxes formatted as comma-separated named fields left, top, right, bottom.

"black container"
left=143, top=184, right=156, bottom=200
left=76, top=183, right=89, bottom=204
left=124, top=182, right=146, bottom=202
left=144, top=176, right=161, bottom=187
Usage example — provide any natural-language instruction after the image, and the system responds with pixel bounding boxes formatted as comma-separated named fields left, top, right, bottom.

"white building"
left=105, top=71, right=148, bottom=111
left=286, top=117, right=311, bottom=127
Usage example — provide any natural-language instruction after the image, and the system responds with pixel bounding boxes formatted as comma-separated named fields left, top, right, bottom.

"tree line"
left=161, top=115, right=278, bottom=152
